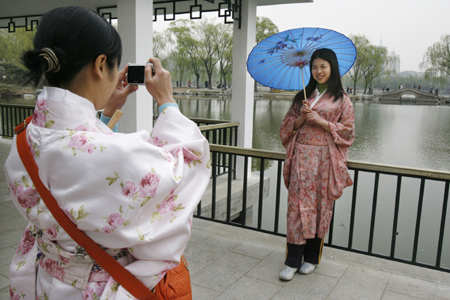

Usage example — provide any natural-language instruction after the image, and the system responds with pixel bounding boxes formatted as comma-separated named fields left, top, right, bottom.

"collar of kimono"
left=310, top=84, right=328, bottom=109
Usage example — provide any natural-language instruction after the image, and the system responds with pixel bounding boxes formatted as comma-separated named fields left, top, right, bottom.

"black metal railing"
left=198, top=121, right=239, bottom=177
left=0, top=104, right=34, bottom=137
left=194, top=144, right=450, bottom=273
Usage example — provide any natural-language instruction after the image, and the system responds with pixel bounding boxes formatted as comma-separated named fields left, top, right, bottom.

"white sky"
left=153, top=0, right=449, bottom=72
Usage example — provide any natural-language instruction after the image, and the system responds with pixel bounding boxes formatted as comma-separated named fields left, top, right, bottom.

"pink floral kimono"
left=280, top=91, right=355, bottom=245
left=5, top=87, right=210, bottom=300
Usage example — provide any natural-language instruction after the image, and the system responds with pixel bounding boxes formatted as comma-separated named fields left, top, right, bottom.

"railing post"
left=412, top=178, right=426, bottom=263
left=390, top=176, right=402, bottom=259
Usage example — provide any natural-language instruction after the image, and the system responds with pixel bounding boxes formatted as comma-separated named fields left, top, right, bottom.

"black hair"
left=22, top=6, right=122, bottom=87
left=293, top=48, right=345, bottom=103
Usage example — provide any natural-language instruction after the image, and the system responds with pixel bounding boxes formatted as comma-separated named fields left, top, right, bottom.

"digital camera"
left=127, top=63, right=154, bottom=85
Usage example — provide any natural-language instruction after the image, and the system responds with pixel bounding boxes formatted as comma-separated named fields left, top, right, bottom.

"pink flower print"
left=9, top=288, right=20, bottom=300
left=137, top=172, right=160, bottom=198
left=9, top=181, right=16, bottom=195
left=16, top=230, right=35, bottom=255
left=121, top=181, right=137, bottom=199
left=45, top=226, right=58, bottom=239
left=82, top=285, right=95, bottom=300
left=36, top=99, right=48, bottom=111
left=102, top=226, right=112, bottom=233
left=74, top=124, right=89, bottom=131
left=64, top=209, right=77, bottom=224
left=15, top=185, right=40, bottom=209
left=43, top=258, right=65, bottom=280
left=58, top=254, right=70, bottom=264
left=107, top=213, right=124, bottom=230
left=182, top=148, right=201, bottom=164
left=27, top=133, right=37, bottom=157
left=33, top=100, right=49, bottom=127
left=86, top=143, right=95, bottom=154
left=158, top=191, right=176, bottom=215
left=68, top=134, right=88, bottom=150
left=158, top=198, right=175, bottom=215
left=152, top=136, right=165, bottom=147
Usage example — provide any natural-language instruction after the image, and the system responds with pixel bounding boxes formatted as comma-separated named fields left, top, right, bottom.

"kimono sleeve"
left=328, top=95, right=355, bottom=148
left=280, top=101, right=301, bottom=149
left=97, top=107, right=211, bottom=299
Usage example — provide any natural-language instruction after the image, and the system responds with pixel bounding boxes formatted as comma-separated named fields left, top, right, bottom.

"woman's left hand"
left=103, top=64, right=139, bottom=117
left=304, top=108, right=331, bottom=133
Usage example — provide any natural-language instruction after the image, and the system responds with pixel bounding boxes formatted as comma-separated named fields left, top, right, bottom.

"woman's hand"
left=304, top=106, right=331, bottom=133
left=103, top=64, right=138, bottom=117
left=293, top=100, right=309, bottom=130
left=145, top=58, right=175, bottom=106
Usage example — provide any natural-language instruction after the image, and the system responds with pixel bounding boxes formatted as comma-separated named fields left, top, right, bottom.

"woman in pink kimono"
left=6, top=6, right=210, bottom=300
left=279, top=48, right=355, bottom=281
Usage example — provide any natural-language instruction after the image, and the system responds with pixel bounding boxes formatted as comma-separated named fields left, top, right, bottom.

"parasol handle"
left=301, top=67, right=307, bottom=101
left=106, top=109, right=123, bottom=130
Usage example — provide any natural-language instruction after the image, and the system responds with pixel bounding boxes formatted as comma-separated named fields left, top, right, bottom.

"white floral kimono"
left=5, top=87, right=210, bottom=300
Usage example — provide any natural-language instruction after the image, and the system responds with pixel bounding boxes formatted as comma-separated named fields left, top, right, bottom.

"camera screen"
left=128, top=65, right=145, bottom=84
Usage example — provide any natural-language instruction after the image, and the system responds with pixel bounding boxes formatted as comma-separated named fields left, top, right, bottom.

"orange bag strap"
left=15, top=116, right=161, bottom=300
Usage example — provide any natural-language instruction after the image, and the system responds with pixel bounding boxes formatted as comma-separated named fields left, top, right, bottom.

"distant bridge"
left=379, top=88, right=437, bottom=104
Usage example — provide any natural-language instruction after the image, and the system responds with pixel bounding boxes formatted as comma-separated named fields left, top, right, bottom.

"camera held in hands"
left=127, top=63, right=155, bottom=85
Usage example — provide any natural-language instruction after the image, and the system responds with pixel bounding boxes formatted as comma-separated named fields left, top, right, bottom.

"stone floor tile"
left=214, top=276, right=281, bottom=300
left=0, top=286, right=10, bottom=300
left=231, top=240, right=277, bottom=260
left=0, top=275, right=8, bottom=291
left=386, top=273, right=437, bottom=300
left=0, top=246, right=17, bottom=268
left=0, top=216, right=27, bottom=234
left=0, top=229, right=24, bottom=250
left=381, top=290, right=422, bottom=300
left=245, top=247, right=287, bottom=286
left=0, top=264, right=9, bottom=278
left=272, top=272, right=338, bottom=300
left=327, top=265, right=390, bottom=300
left=183, top=233, right=243, bottom=265
left=186, top=226, right=215, bottom=250
left=314, top=259, right=349, bottom=279
left=183, top=256, right=211, bottom=276
left=326, top=247, right=450, bottom=285
left=435, top=284, right=450, bottom=300
left=192, top=284, right=220, bottom=300
left=190, top=252, right=260, bottom=293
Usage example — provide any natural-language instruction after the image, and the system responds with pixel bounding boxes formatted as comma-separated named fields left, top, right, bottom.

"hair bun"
left=38, top=48, right=60, bottom=73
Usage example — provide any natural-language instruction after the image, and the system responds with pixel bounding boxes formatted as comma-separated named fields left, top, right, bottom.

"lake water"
left=177, top=96, right=450, bottom=269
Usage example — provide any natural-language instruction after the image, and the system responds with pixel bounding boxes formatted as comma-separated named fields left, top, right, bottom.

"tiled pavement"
left=1, top=138, right=449, bottom=299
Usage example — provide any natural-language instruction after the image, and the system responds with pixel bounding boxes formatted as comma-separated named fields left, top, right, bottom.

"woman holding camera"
left=6, top=6, right=210, bottom=300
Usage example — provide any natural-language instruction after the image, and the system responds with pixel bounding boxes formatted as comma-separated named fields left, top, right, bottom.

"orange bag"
left=153, top=256, right=192, bottom=300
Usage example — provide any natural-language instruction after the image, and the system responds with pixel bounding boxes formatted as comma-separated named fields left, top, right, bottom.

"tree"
left=195, top=19, right=220, bottom=89
left=348, top=34, right=370, bottom=94
left=169, top=47, right=189, bottom=87
left=168, top=20, right=203, bottom=88
left=254, top=17, right=279, bottom=92
left=0, top=28, right=35, bottom=83
left=361, top=45, right=390, bottom=94
left=215, top=23, right=233, bottom=89
left=153, top=30, right=170, bottom=63
left=420, top=34, right=450, bottom=76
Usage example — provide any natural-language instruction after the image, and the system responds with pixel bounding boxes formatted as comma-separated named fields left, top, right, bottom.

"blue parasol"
left=247, top=27, right=356, bottom=96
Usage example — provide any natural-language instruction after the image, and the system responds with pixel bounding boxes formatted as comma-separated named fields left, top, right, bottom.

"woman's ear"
left=93, top=54, right=108, bottom=80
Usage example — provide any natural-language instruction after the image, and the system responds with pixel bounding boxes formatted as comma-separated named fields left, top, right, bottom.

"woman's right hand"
left=300, top=100, right=310, bottom=119
left=145, top=58, right=176, bottom=106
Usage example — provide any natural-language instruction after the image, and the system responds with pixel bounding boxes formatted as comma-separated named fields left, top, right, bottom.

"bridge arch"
left=380, top=88, right=437, bottom=104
